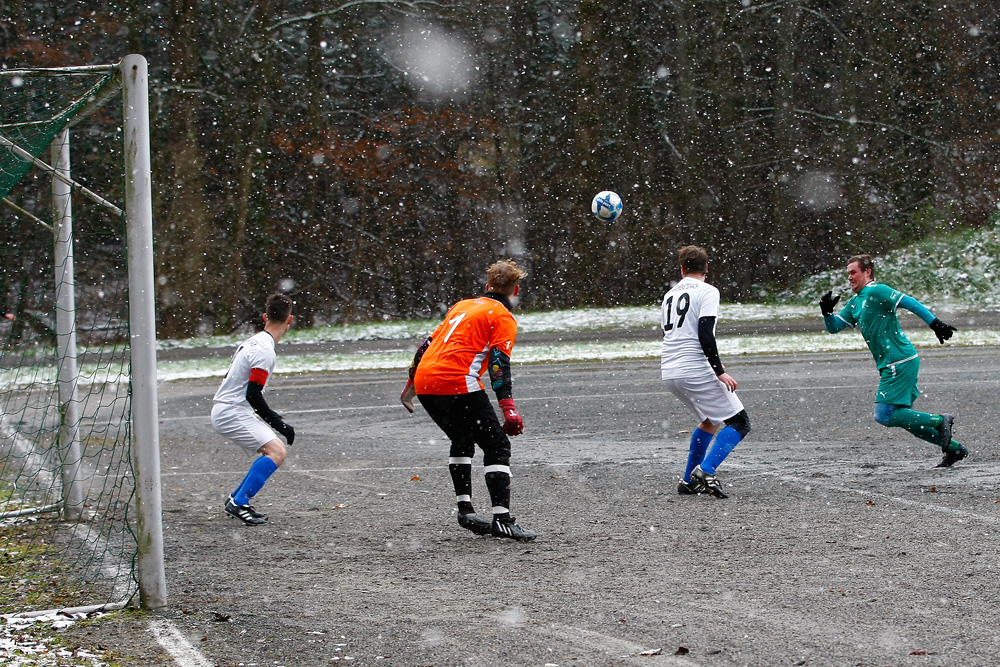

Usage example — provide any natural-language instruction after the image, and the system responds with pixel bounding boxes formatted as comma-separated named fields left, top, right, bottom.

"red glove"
left=400, top=379, right=416, bottom=413
left=498, top=398, right=523, bottom=436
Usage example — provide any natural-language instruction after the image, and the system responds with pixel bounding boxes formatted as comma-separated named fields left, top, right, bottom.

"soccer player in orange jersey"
left=400, top=260, right=536, bottom=541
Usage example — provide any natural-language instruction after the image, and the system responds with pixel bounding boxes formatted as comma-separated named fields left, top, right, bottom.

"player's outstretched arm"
left=929, top=318, right=957, bottom=343
left=898, top=295, right=957, bottom=344
left=820, top=291, right=850, bottom=333
left=819, top=290, right=840, bottom=317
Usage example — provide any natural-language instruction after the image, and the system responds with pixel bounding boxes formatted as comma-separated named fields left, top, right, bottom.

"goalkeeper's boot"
left=691, top=465, right=728, bottom=499
left=225, top=497, right=267, bottom=525
left=935, top=443, right=968, bottom=468
left=677, top=477, right=706, bottom=495
left=457, top=511, right=492, bottom=535
left=490, top=514, right=537, bottom=542
left=936, top=414, right=954, bottom=448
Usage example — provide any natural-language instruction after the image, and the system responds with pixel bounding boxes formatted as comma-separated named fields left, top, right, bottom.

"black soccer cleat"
left=225, top=498, right=267, bottom=525
left=228, top=495, right=266, bottom=519
left=691, top=465, right=728, bottom=499
left=490, top=515, right=537, bottom=542
left=937, top=414, right=954, bottom=448
left=457, top=512, right=492, bottom=535
left=677, top=478, right=705, bottom=495
left=935, top=444, right=968, bottom=468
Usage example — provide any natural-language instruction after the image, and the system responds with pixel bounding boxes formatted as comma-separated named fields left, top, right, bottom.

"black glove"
left=819, top=291, right=841, bottom=317
left=276, top=422, right=295, bottom=445
left=929, top=318, right=956, bottom=344
left=266, top=414, right=294, bottom=445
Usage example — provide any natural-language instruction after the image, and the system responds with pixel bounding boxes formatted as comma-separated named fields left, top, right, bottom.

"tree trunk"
left=157, top=0, right=211, bottom=338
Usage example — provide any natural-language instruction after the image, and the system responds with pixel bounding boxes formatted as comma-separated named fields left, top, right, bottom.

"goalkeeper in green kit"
left=820, top=254, right=968, bottom=467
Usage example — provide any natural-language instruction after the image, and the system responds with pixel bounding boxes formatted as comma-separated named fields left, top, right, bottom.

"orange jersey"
left=414, top=296, right=518, bottom=395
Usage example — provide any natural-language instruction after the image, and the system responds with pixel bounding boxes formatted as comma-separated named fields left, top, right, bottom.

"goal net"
left=0, top=57, right=164, bottom=614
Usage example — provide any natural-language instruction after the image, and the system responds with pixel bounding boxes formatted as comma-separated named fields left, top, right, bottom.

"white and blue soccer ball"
left=591, top=191, right=623, bottom=222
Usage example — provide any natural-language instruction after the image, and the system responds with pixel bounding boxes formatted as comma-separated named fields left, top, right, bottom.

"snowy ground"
left=58, top=345, right=1000, bottom=667
left=0, top=611, right=110, bottom=667
left=5, top=302, right=999, bottom=666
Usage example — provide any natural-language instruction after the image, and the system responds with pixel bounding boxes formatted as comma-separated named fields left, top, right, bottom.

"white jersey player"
left=211, top=294, right=295, bottom=525
left=660, top=246, right=751, bottom=498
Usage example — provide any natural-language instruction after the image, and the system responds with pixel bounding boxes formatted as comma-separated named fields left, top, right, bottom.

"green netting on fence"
left=0, top=68, right=118, bottom=200
left=0, top=66, right=138, bottom=612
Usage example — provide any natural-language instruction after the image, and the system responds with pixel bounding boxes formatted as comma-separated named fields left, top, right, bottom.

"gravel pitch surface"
left=61, top=346, right=1000, bottom=666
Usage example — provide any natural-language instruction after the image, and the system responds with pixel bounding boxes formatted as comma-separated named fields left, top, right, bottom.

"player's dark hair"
left=678, top=245, right=709, bottom=274
left=848, top=254, right=875, bottom=278
left=266, top=293, right=293, bottom=322
left=487, top=260, right=526, bottom=294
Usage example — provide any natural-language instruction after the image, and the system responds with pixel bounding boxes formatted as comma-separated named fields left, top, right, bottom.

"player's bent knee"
left=259, top=439, right=287, bottom=467
left=873, top=403, right=894, bottom=426
left=724, top=410, right=751, bottom=438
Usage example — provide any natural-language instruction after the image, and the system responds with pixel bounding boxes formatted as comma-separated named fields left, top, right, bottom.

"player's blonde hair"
left=486, top=260, right=527, bottom=294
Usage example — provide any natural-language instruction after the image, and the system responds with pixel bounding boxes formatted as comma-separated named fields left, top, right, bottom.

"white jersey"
left=660, top=276, right=720, bottom=380
left=213, top=331, right=277, bottom=407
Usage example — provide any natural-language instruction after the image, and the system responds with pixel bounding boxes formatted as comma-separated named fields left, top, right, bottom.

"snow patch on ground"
left=0, top=612, right=108, bottom=667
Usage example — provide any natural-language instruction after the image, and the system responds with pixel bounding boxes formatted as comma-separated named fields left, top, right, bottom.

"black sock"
left=484, top=470, right=511, bottom=514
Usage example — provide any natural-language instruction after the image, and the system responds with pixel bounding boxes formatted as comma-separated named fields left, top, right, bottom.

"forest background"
left=1, top=1, right=998, bottom=338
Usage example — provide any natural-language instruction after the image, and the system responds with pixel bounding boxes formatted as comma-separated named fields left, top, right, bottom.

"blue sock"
left=699, top=426, right=743, bottom=475
left=684, top=428, right=714, bottom=482
left=233, top=456, right=278, bottom=506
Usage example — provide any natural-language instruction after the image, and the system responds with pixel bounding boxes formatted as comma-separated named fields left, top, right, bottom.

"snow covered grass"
left=0, top=613, right=110, bottom=667
left=157, top=316, right=1000, bottom=382
left=158, top=303, right=818, bottom=351
left=783, top=218, right=1000, bottom=309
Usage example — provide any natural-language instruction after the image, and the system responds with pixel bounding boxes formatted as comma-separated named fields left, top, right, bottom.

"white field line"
left=148, top=619, right=214, bottom=667
left=158, top=377, right=1000, bottom=422
left=163, top=458, right=1000, bottom=528
left=531, top=622, right=696, bottom=664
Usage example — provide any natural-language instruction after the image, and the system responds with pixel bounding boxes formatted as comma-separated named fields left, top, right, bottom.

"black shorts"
left=418, top=391, right=511, bottom=467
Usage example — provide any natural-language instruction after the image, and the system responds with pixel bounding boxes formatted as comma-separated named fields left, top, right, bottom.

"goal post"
left=0, top=54, right=165, bottom=612
left=121, top=53, right=166, bottom=610
left=51, top=127, right=85, bottom=522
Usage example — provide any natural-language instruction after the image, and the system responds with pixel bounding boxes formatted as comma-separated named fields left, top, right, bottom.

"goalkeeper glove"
left=498, top=398, right=524, bottom=436
left=929, top=318, right=957, bottom=344
left=400, top=379, right=416, bottom=413
left=819, top=291, right=841, bottom=317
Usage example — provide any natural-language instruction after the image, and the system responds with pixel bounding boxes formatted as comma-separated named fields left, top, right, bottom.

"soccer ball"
left=591, top=191, right=623, bottom=222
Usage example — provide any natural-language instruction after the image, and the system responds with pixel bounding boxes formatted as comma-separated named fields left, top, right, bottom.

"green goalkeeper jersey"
left=832, top=282, right=917, bottom=370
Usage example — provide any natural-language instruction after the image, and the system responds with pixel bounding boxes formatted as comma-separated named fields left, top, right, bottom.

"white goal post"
left=121, top=53, right=166, bottom=611
left=0, top=54, right=165, bottom=611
